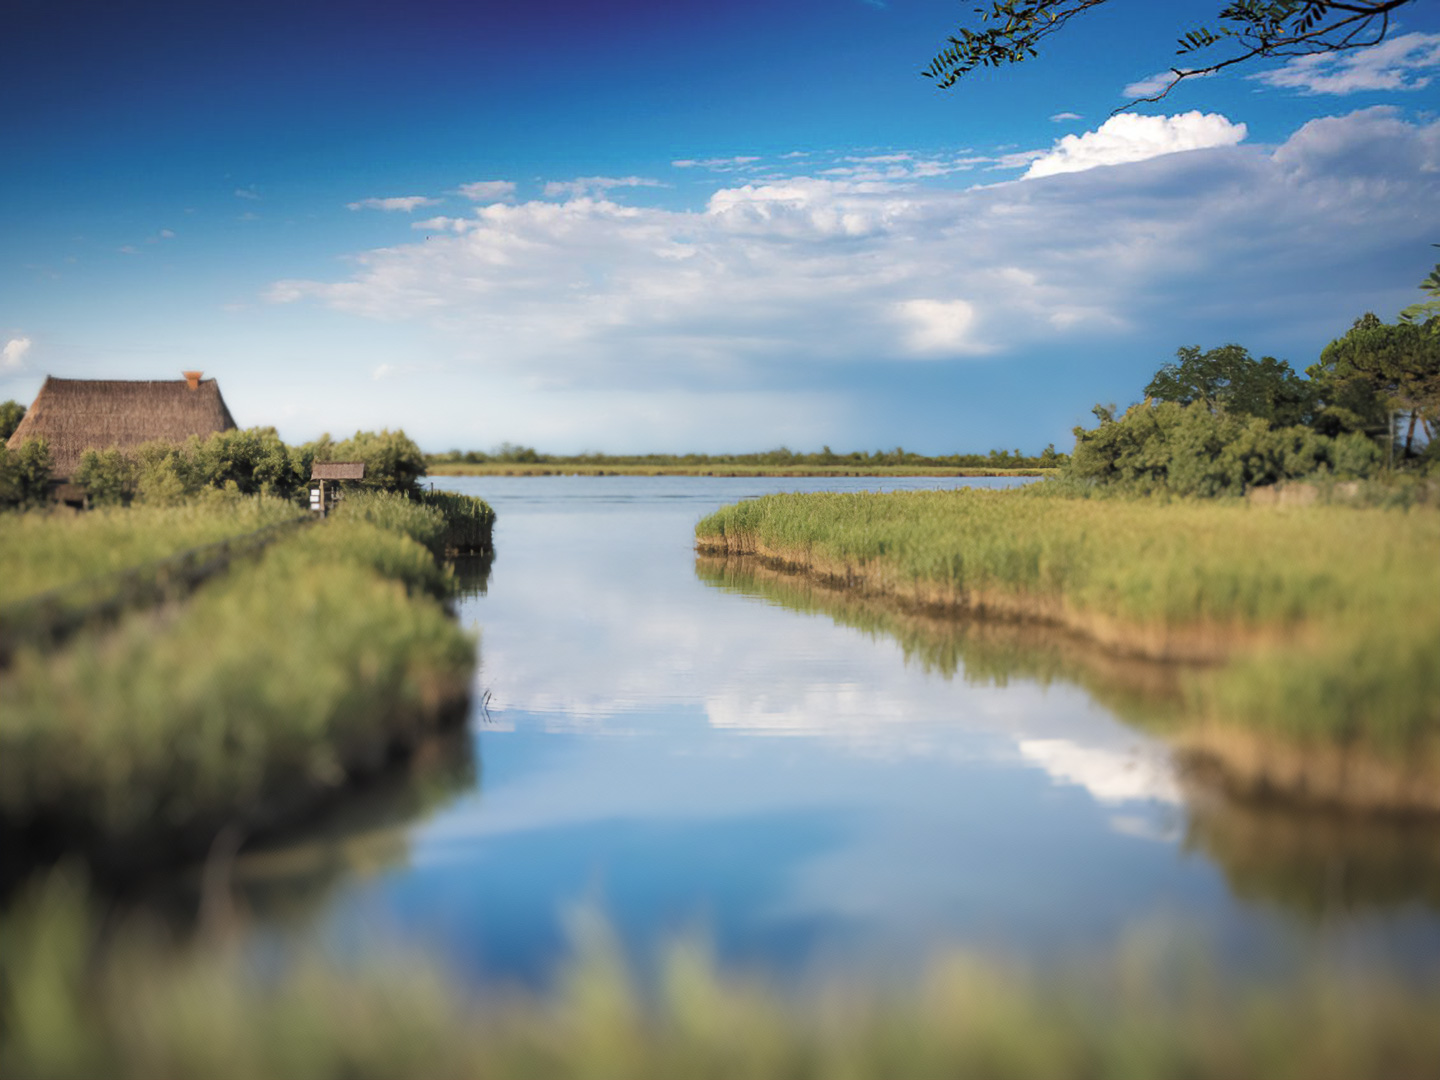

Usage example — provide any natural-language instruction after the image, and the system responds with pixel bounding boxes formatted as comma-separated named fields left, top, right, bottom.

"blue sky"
left=3, top=0, right=1439, bottom=454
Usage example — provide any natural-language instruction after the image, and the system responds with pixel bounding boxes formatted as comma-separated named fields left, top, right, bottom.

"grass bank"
left=428, top=462, right=1056, bottom=478
left=0, top=491, right=490, bottom=877
left=4, top=875, right=1439, bottom=1080
left=695, top=488, right=1440, bottom=810
left=0, top=496, right=303, bottom=607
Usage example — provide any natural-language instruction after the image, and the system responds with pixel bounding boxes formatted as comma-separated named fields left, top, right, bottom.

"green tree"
left=1399, top=247, right=1440, bottom=324
left=0, top=438, right=53, bottom=510
left=1068, top=399, right=1375, bottom=495
left=925, top=1, right=1415, bottom=105
left=315, top=429, right=428, bottom=494
left=1145, top=344, right=1314, bottom=427
left=74, top=448, right=140, bottom=507
left=1308, top=313, right=1440, bottom=457
left=0, top=400, right=24, bottom=442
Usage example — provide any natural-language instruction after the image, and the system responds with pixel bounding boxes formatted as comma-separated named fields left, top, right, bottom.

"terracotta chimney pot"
left=182, top=370, right=203, bottom=390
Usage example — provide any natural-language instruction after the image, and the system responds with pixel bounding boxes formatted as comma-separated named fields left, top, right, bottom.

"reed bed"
left=0, top=510, right=476, bottom=865
left=335, top=489, right=495, bottom=559
left=695, top=489, right=1440, bottom=761
left=4, top=875, right=1439, bottom=1080
left=0, top=496, right=302, bottom=607
left=415, top=488, right=496, bottom=554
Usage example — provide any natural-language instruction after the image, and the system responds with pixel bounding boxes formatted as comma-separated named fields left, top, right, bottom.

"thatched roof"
left=5, top=374, right=237, bottom=479
left=312, top=461, right=366, bottom=481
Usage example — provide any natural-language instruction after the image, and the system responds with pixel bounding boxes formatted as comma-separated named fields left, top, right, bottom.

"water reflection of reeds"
left=697, top=554, right=1440, bottom=920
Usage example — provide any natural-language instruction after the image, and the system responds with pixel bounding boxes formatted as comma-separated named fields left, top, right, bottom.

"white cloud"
left=1122, top=69, right=1215, bottom=99
left=543, top=176, right=666, bottom=199
left=347, top=196, right=440, bottom=212
left=234, top=186, right=259, bottom=200
left=159, top=228, right=175, bottom=239
left=1019, top=739, right=1180, bottom=805
left=456, top=180, right=517, bottom=202
left=671, top=155, right=762, bottom=171
left=118, top=245, right=139, bottom=255
left=1024, top=111, right=1247, bottom=178
left=266, top=110, right=1439, bottom=434
left=372, top=363, right=394, bottom=380
left=894, top=299, right=983, bottom=356
left=1050, top=111, right=1082, bottom=122
left=1251, top=31, right=1440, bottom=94
left=2, top=337, right=31, bottom=370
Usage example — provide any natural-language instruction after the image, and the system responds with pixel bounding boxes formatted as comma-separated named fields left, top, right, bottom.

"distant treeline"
left=427, top=443, right=1069, bottom=469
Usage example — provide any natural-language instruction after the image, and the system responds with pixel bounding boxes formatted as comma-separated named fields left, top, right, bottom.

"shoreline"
left=427, top=464, right=1057, bottom=478
left=694, top=534, right=1279, bottom=664
left=694, top=542, right=1440, bottom=817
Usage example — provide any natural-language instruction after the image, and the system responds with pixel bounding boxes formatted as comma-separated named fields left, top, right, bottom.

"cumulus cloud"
left=1024, top=111, right=1247, bottom=178
left=543, top=176, right=666, bottom=199
left=2, top=337, right=31, bottom=370
left=266, top=110, right=1439, bottom=414
left=1251, top=31, right=1440, bottom=94
left=456, top=180, right=517, bottom=202
left=347, top=195, right=440, bottom=212
left=894, top=299, right=984, bottom=356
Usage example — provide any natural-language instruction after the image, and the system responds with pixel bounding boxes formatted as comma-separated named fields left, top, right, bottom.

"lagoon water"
left=233, top=475, right=1440, bottom=988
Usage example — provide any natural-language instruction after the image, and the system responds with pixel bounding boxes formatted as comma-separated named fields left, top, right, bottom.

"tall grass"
left=0, top=495, right=302, bottom=607
left=4, top=875, right=1439, bottom=1080
left=415, top=489, right=496, bottom=554
left=335, top=489, right=495, bottom=557
left=0, top=511, right=475, bottom=862
left=696, top=489, right=1440, bottom=756
left=697, top=488, right=1438, bottom=628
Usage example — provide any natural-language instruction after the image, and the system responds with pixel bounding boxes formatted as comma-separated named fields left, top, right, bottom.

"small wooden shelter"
left=5, top=371, right=237, bottom=480
left=309, top=461, right=365, bottom=514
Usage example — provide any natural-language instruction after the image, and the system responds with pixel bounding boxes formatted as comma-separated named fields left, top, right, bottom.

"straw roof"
left=312, top=461, right=366, bottom=481
left=5, top=375, right=238, bottom=479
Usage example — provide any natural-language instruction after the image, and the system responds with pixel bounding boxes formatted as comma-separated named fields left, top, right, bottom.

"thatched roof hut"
left=5, top=372, right=237, bottom=479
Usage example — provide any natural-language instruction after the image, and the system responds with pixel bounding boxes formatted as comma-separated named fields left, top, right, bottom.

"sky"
left=3, top=0, right=1439, bottom=454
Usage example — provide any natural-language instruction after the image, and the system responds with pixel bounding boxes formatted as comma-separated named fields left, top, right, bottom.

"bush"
left=0, top=439, right=52, bottom=511
left=1067, top=401, right=1379, bottom=496
left=310, top=429, right=426, bottom=494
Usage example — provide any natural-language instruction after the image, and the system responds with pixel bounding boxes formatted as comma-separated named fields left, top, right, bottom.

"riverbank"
left=695, top=487, right=1440, bottom=812
left=0, top=491, right=492, bottom=883
left=428, top=463, right=1057, bottom=478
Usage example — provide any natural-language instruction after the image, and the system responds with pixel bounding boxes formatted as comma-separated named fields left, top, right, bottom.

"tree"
left=1145, top=343, right=1314, bottom=427
left=1308, top=313, right=1440, bottom=457
left=0, top=400, right=24, bottom=442
left=0, top=439, right=53, bottom=511
left=924, top=1, right=1416, bottom=106
left=1399, top=247, right=1440, bottom=324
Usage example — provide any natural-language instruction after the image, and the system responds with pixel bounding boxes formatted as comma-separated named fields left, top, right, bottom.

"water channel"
left=228, top=475, right=1440, bottom=989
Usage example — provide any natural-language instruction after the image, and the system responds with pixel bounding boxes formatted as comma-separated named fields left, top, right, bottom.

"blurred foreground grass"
left=3, top=873, right=1439, bottom=1080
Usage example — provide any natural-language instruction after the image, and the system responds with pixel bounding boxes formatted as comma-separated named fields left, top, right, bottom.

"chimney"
left=182, top=370, right=202, bottom=390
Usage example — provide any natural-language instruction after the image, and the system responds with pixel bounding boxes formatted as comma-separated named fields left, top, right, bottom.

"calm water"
left=232, top=476, right=1440, bottom=988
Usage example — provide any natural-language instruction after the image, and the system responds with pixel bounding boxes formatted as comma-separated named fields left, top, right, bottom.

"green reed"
left=0, top=511, right=475, bottom=851
left=0, top=495, right=302, bottom=607
left=696, top=488, right=1440, bottom=748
